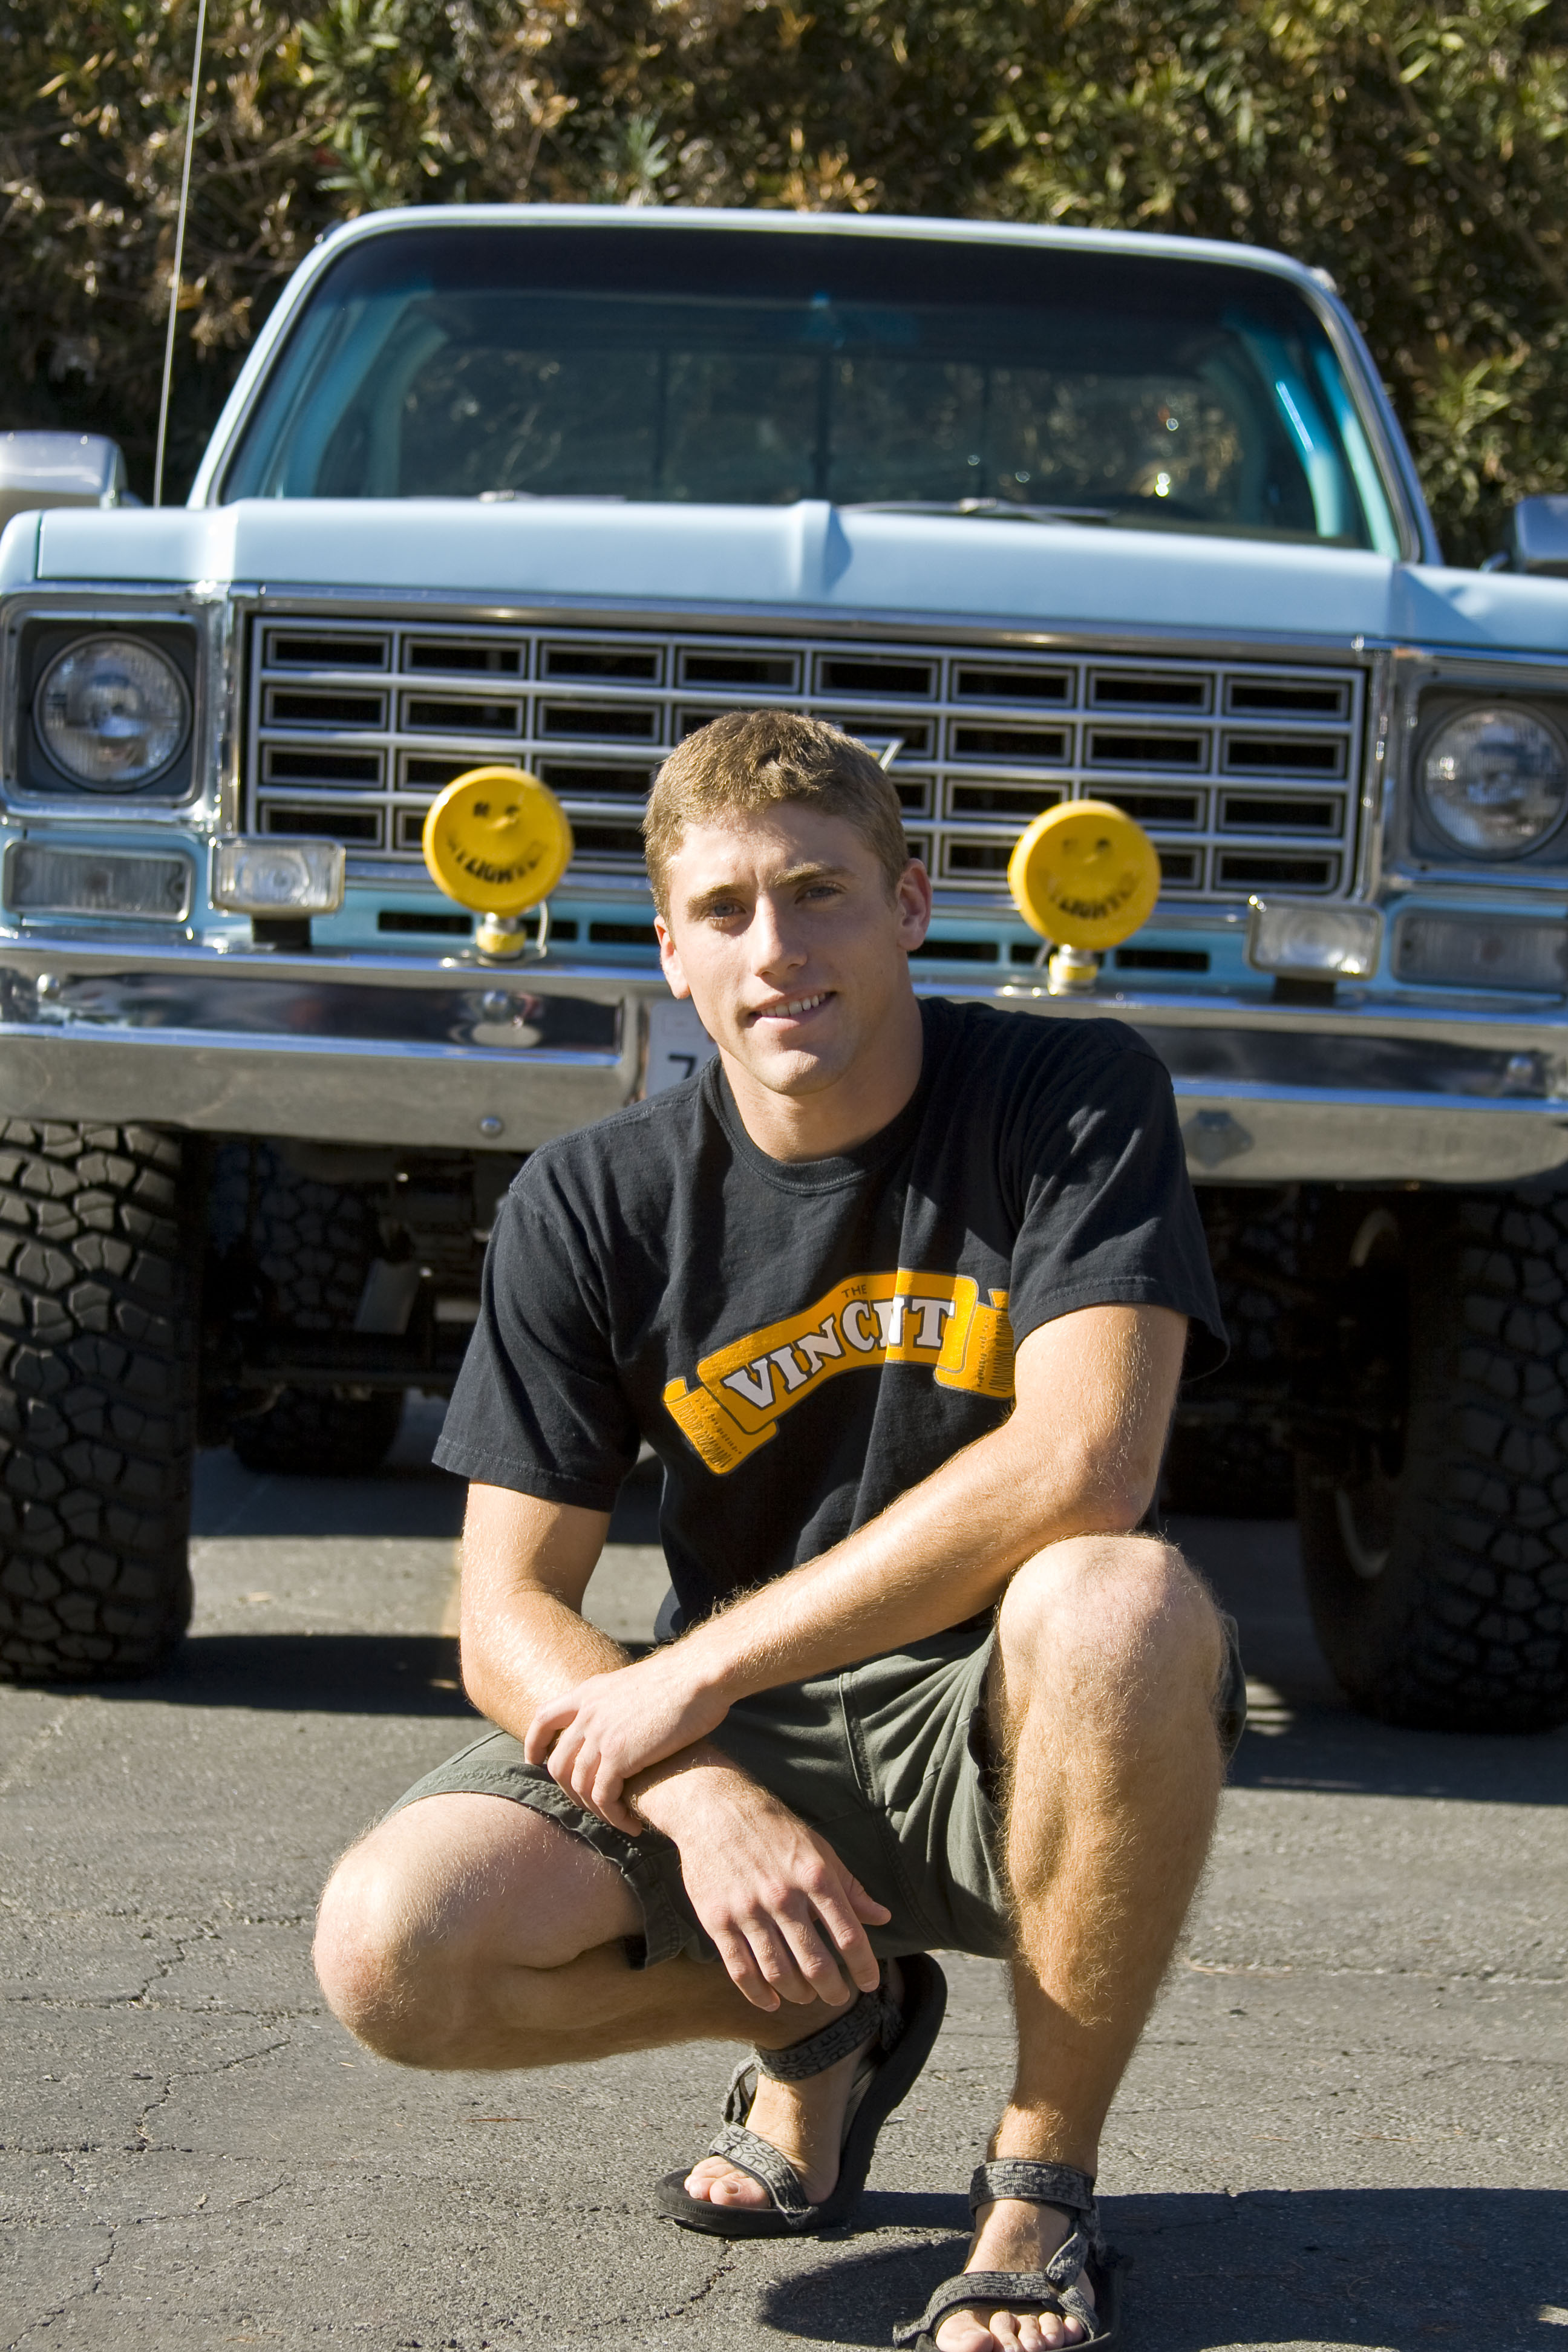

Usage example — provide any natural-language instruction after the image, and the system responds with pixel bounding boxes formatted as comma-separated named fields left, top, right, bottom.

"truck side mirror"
left=1505, top=493, right=1568, bottom=576
left=0, top=432, right=130, bottom=531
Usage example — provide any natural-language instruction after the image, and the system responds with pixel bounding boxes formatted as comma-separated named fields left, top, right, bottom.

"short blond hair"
left=642, top=710, right=909, bottom=917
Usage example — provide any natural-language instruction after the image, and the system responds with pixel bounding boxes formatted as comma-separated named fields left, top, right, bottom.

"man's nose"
left=750, top=894, right=807, bottom=975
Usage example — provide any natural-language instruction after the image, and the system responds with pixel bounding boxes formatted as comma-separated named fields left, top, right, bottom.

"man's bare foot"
left=682, top=1960, right=900, bottom=2212
left=931, top=2193, right=1097, bottom=2352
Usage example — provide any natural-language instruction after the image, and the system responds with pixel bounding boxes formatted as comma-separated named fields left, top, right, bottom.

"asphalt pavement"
left=2, top=1396, right=1565, bottom=2350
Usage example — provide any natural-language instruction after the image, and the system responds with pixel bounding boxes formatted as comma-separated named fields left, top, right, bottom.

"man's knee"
left=996, top=1532, right=1223, bottom=1717
left=313, top=1792, right=642, bottom=2068
left=314, top=1834, right=445, bottom=2065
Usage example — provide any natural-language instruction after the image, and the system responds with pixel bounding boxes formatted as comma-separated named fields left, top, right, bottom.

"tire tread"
left=1299, top=1191, right=1568, bottom=1731
left=0, top=1122, right=195, bottom=1681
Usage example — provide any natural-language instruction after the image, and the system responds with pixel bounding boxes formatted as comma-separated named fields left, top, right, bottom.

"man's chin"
left=724, top=1039, right=849, bottom=1099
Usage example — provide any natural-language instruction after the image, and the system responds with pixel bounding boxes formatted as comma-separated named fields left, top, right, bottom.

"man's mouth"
left=751, top=991, right=830, bottom=1024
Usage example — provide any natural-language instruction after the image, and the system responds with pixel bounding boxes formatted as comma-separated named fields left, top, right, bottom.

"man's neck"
left=719, top=991, right=926, bottom=1163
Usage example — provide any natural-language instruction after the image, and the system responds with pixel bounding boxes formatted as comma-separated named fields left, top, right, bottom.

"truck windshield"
left=218, top=224, right=1403, bottom=553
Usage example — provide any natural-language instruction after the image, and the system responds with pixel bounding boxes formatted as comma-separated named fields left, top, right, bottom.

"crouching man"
left=314, top=711, right=1241, bottom=2352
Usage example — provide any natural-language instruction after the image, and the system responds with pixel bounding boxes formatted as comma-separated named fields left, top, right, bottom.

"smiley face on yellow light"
left=1007, top=799, right=1162, bottom=951
left=421, top=766, right=575, bottom=916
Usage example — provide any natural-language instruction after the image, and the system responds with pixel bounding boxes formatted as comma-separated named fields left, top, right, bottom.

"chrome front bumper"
left=1, top=936, right=1567, bottom=1184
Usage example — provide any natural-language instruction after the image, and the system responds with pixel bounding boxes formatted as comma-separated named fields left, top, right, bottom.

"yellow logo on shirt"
left=662, top=1270, right=1014, bottom=1475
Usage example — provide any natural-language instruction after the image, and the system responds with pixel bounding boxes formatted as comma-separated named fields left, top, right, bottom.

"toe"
left=931, top=2311, right=1004, bottom=2352
left=933, top=2302, right=1091, bottom=2352
left=681, top=2157, right=768, bottom=2207
left=708, top=2167, right=770, bottom=2206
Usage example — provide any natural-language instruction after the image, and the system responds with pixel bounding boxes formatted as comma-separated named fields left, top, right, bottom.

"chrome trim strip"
left=0, top=1011, right=645, bottom=1152
left=243, top=583, right=1385, bottom=660
left=5, top=933, right=1568, bottom=1051
left=0, top=1013, right=1559, bottom=1178
left=1168, top=1085, right=1568, bottom=1184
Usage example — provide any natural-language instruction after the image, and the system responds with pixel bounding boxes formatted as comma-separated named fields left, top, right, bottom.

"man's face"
left=654, top=803, right=932, bottom=1103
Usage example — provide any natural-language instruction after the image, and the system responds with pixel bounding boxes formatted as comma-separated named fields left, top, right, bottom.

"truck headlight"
left=1420, top=707, right=1568, bottom=857
left=34, top=635, right=191, bottom=789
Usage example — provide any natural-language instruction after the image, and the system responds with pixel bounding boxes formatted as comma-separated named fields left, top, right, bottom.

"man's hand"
left=523, top=1647, right=728, bottom=1830
left=648, top=1765, right=890, bottom=2010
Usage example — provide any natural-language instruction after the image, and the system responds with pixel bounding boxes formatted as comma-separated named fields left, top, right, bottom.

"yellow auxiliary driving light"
left=1007, top=799, right=1162, bottom=994
left=421, top=766, right=574, bottom=959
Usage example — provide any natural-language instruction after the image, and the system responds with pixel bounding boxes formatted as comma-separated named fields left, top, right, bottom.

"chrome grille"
left=246, top=621, right=1365, bottom=906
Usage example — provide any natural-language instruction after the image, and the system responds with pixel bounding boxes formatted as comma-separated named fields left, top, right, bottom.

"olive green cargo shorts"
left=390, top=1612, right=1246, bottom=1968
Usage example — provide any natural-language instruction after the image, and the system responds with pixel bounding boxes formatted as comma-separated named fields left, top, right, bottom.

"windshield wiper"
left=841, top=498, right=1114, bottom=526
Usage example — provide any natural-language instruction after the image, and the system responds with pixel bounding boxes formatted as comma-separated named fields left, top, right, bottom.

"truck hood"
left=6, top=497, right=1568, bottom=653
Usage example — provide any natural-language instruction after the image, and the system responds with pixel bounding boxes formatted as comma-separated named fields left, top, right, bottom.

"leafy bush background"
left=2, top=0, right=1565, bottom=560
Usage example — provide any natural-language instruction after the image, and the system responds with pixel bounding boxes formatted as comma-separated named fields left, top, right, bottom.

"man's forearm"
left=675, top=1416, right=1051, bottom=1701
left=671, top=1303, right=1186, bottom=1711
left=462, top=1578, right=768, bottom=1838
left=461, top=1581, right=630, bottom=1737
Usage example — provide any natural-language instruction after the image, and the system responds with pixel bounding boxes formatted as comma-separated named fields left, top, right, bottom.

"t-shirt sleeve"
left=1004, top=1024, right=1227, bottom=1376
left=432, top=1177, right=640, bottom=1509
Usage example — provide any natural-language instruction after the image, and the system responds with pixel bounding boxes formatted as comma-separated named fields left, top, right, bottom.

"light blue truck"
left=2, top=204, right=1566, bottom=1731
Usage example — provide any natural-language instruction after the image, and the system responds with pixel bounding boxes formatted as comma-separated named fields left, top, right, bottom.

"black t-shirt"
left=435, top=997, right=1224, bottom=1632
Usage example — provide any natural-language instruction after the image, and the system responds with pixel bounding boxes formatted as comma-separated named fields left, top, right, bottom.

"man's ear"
left=655, top=913, right=692, bottom=1001
left=895, top=858, right=933, bottom=951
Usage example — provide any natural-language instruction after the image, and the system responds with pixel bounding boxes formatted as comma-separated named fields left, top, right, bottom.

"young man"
left=315, top=712, right=1241, bottom=2352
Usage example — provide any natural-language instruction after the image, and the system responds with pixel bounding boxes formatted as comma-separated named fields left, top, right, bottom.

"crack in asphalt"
left=2, top=2166, right=293, bottom=2350
left=645, top=2247, right=738, bottom=2324
left=133, top=2035, right=293, bottom=2149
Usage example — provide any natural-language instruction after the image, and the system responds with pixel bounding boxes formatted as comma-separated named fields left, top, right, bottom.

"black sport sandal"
left=893, top=2160, right=1119, bottom=2351
left=656, top=1952, right=947, bottom=2239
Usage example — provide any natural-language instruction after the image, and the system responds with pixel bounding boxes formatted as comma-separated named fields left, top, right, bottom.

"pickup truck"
left=2, top=204, right=1566, bottom=1733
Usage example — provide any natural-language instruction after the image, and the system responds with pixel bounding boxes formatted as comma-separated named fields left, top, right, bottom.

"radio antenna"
left=152, top=0, right=211, bottom=508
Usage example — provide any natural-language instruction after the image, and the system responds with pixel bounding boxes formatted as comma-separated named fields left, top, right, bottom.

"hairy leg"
left=316, top=1790, right=792, bottom=2066
left=935, top=1533, right=1227, bottom=2352
left=313, top=1791, right=885, bottom=2205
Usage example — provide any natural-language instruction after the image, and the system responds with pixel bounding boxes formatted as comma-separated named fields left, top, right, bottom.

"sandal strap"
left=703, top=2122, right=813, bottom=2218
left=706, top=1966, right=904, bottom=2221
left=893, top=2269, right=1093, bottom=2350
left=969, top=2160, right=1100, bottom=2289
left=754, top=1976, right=897, bottom=2081
left=969, top=2158, right=1097, bottom=2223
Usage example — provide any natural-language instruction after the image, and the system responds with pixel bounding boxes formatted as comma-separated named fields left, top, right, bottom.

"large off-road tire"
left=0, top=1123, right=197, bottom=1681
left=1163, top=1187, right=1299, bottom=1518
left=208, top=1144, right=403, bottom=1479
left=1296, top=1191, right=1568, bottom=1733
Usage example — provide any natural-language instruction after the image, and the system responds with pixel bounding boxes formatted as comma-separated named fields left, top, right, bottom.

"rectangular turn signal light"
left=1393, top=910, right=1568, bottom=993
left=4, top=841, right=191, bottom=921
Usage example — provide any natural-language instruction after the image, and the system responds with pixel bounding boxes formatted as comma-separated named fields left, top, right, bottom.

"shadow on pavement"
left=191, top=1455, right=466, bottom=1544
left=763, top=2185, right=1568, bottom=2348
left=42, top=1632, right=480, bottom=1717
left=1227, top=1707, right=1568, bottom=1805
left=189, top=1423, right=661, bottom=1547
left=1172, top=1512, right=1568, bottom=1805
